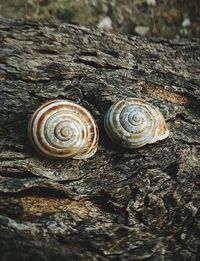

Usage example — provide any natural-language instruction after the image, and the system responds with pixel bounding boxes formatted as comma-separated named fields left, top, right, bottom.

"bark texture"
left=0, top=18, right=200, bottom=261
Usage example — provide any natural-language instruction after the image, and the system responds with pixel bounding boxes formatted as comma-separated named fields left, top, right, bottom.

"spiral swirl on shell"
left=104, top=98, right=169, bottom=148
left=28, top=100, right=99, bottom=159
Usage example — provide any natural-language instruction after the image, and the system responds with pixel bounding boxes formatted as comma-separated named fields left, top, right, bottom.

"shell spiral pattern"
left=28, top=100, right=99, bottom=159
left=104, top=98, right=169, bottom=148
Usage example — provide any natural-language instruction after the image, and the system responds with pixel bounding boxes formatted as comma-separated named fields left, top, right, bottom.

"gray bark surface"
left=0, top=18, right=200, bottom=261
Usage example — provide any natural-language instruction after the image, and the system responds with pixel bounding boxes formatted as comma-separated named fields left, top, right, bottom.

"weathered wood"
left=0, top=17, right=200, bottom=261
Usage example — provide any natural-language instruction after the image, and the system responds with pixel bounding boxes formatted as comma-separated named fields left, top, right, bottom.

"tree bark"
left=0, top=17, right=200, bottom=261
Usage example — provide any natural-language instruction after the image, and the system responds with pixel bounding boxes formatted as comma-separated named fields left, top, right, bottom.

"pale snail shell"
left=28, top=100, right=99, bottom=159
left=104, top=98, right=169, bottom=148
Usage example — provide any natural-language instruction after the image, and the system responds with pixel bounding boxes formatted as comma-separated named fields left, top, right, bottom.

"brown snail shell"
left=104, top=98, right=169, bottom=148
left=28, top=100, right=99, bottom=159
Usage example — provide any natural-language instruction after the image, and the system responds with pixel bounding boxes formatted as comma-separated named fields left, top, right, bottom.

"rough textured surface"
left=0, top=18, right=200, bottom=260
left=1, top=0, right=200, bottom=39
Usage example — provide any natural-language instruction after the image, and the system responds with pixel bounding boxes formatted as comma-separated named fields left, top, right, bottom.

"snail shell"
left=28, top=100, right=99, bottom=159
left=104, top=98, right=169, bottom=148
